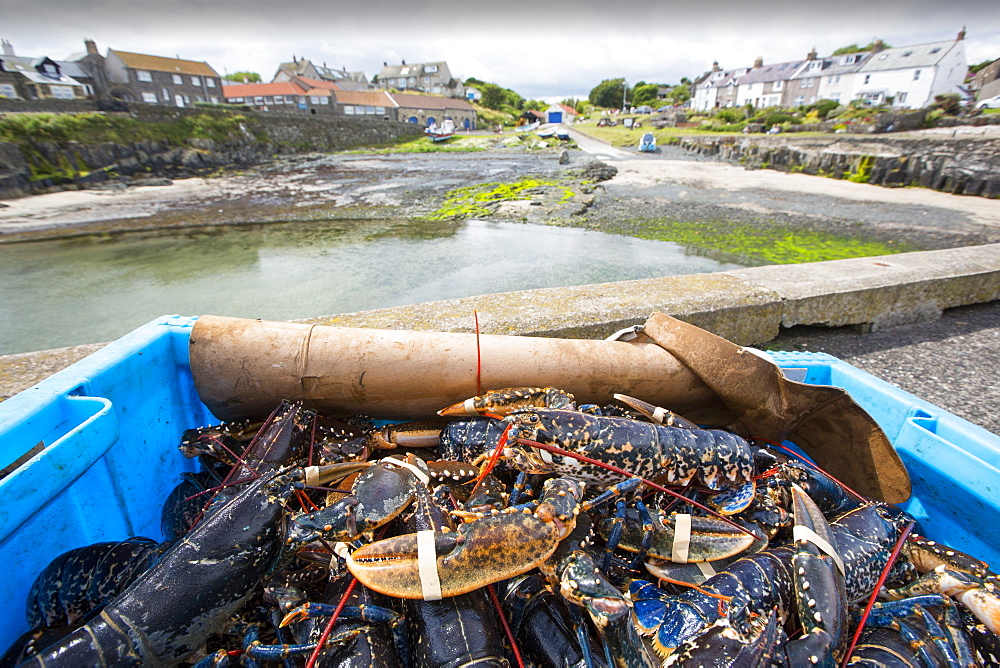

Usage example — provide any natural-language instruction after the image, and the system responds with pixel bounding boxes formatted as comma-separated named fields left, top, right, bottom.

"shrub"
left=714, top=108, right=744, bottom=123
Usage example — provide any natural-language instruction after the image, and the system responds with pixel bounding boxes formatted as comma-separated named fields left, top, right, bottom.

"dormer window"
left=808, top=61, right=822, bottom=71
left=841, top=55, right=857, bottom=65
left=425, top=65, right=438, bottom=73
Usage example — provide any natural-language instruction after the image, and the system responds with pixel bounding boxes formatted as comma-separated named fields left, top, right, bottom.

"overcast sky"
left=3, top=0, right=998, bottom=102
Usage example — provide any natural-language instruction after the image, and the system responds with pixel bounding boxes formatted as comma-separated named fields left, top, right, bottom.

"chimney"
left=807, top=47, right=817, bottom=61
left=401, top=59, right=406, bottom=65
left=2, top=39, right=14, bottom=57
left=872, top=39, right=885, bottom=52
left=84, top=38, right=99, bottom=56
left=957, top=26, right=966, bottom=40
left=711, top=60, right=721, bottom=71
left=753, top=56, right=763, bottom=68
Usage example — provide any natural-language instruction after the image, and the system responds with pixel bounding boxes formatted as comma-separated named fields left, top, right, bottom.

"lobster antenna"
left=487, top=583, right=526, bottom=668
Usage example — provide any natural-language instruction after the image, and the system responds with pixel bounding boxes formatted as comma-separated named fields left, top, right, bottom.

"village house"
left=782, top=49, right=826, bottom=107
left=222, top=80, right=334, bottom=114
left=388, top=91, right=477, bottom=129
left=332, top=90, right=397, bottom=119
left=105, top=49, right=223, bottom=106
left=853, top=31, right=967, bottom=108
left=376, top=61, right=465, bottom=99
left=272, top=57, right=368, bottom=91
left=970, top=57, right=1000, bottom=102
left=691, top=62, right=748, bottom=111
left=799, top=49, right=875, bottom=106
left=736, top=57, right=806, bottom=108
left=0, top=40, right=89, bottom=100
left=545, top=103, right=576, bottom=124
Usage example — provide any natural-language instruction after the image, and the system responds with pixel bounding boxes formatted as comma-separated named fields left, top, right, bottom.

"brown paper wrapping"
left=189, top=315, right=714, bottom=421
left=640, top=314, right=910, bottom=503
left=189, top=313, right=910, bottom=503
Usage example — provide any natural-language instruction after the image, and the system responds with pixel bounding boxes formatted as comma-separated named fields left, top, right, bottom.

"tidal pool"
left=0, top=218, right=744, bottom=355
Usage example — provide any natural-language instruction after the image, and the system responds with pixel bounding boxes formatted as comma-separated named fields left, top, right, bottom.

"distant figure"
left=768, top=124, right=781, bottom=134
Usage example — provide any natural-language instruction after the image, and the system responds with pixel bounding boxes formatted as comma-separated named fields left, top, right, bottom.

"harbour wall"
left=5, top=243, right=998, bottom=402
left=673, top=134, right=1000, bottom=198
left=0, top=108, right=422, bottom=199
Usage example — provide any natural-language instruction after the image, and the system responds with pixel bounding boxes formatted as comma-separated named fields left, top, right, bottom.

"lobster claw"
left=347, top=509, right=565, bottom=599
left=348, top=477, right=584, bottom=599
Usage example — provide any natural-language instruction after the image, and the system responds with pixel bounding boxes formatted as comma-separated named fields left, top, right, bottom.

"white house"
left=813, top=51, right=875, bottom=105
left=736, top=58, right=806, bottom=108
left=853, top=32, right=967, bottom=108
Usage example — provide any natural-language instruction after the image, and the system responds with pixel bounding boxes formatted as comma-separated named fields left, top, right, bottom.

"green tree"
left=479, top=83, right=507, bottom=110
left=631, top=84, right=660, bottom=107
left=589, top=78, right=628, bottom=109
left=523, top=99, right=547, bottom=112
left=223, top=71, right=261, bottom=83
left=832, top=41, right=890, bottom=55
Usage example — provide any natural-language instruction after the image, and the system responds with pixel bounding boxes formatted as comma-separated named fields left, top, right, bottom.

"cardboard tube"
left=189, top=315, right=714, bottom=421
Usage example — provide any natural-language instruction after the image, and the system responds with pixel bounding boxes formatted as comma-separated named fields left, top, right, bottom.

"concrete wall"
left=298, top=244, right=1000, bottom=346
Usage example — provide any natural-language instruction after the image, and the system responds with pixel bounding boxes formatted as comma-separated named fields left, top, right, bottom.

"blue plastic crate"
left=0, top=319, right=998, bottom=654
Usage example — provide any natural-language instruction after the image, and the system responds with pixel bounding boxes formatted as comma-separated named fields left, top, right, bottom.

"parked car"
left=976, top=95, right=1000, bottom=109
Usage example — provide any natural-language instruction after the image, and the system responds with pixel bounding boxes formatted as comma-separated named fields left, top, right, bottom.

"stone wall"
left=674, top=134, right=1000, bottom=198
left=0, top=108, right=422, bottom=199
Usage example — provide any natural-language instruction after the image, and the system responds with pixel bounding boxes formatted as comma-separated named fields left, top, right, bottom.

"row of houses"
left=692, top=31, right=972, bottom=112
left=0, top=38, right=477, bottom=127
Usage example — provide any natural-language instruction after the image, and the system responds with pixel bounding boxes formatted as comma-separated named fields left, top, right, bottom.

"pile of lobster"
left=4, top=387, right=999, bottom=667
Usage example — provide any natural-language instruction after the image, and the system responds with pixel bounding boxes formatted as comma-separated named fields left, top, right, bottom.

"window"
left=913, top=70, right=921, bottom=81
left=310, top=95, right=320, bottom=104
left=142, top=91, right=158, bottom=103
left=793, top=95, right=805, bottom=105
left=210, top=96, right=218, bottom=103
left=137, top=70, right=152, bottom=82
left=425, top=65, right=438, bottom=73
left=802, top=78, right=814, bottom=88
left=375, top=106, right=385, bottom=114
left=42, top=63, right=57, bottom=75
left=365, top=105, right=375, bottom=114
left=162, top=88, right=169, bottom=99
left=898, top=92, right=908, bottom=103
left=902, top=51, right=913, bottom=57
left=930, top=48, right=941, bottom=54
left=172, top=74, right=182, bottom=85
left=274, top=95, right=284, bottom=104
left=206, top=78, right=215, bottom=88
left=772, top=80, right=782, bottom=90
left=808, top=61, right=822, bottom=71
left=828, top=74, right=840, bottom=84
left=841, top=55, right=857, bottom=65
left=229, top=97, right=243, bottom=103
left=320, top=97, right=329, bottom=104
left=0, top=83, right=18, bottom=97
left=50, top=85, right=74, bottom=99
left=864, top=75, right=871, bottom=84
left=264, top=96, right=273, bottom=104
left=254, top=96, right=264, bottom=104
left=344, top=105, right=355, bottom=114
left=191, top=76, right=200, bottom=86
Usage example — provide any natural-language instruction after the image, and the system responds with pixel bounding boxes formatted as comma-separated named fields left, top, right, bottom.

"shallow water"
left=0, top=218, right=743, bottom=355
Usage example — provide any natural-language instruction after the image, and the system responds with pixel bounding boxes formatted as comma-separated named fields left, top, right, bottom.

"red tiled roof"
left=333, top=90, right=396, bottom=106
left=389, top=92, right=475, bottom=111
left=223, top=82, right=308, bottom=97
left=110, top=50, right=219, bottom=77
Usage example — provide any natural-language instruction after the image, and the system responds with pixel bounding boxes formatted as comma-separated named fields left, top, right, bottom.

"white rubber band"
left=304, top=465, right=320, bottom=488
left=464, top=398, right=479, bottom=416
left=417, top=529, right=443, bottom=601
left=380, top=457, right=431, bottom=486
left=794, top=524, right=846, bottom=576
left=671, top=514, right=692, bottom=563
left=331, top=541, right=352, bottom=569
left=696, top=561, right=717, bottom=579
left=651, top=406, right=668, bottom=425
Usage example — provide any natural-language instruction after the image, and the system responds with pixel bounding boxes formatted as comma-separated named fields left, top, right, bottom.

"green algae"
left=614, top=219, right=909, bottom=265
left=428, top=178, right=575, bottom=220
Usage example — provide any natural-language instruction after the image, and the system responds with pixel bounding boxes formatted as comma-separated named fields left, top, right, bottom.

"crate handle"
left=0, top=395, right=118, bottom=545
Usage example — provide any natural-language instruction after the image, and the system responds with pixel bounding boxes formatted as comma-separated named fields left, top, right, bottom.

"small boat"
left=639, top=132, right=656, bottom=152
left=536, top=126, right=556, bottom=138
left=555, top=128, right=570, bottom=141
left=425, top=118, right=456, bottom=142
left=516, top=121, right=540, bottom=133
